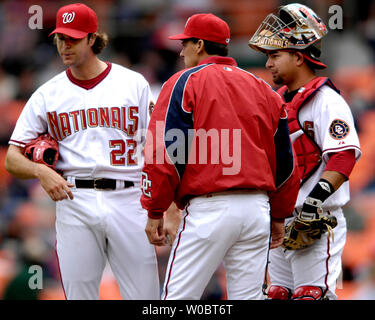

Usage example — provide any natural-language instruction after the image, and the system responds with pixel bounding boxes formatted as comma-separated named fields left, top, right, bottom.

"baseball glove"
left=282, top=215, right=338, bottom=250
left=24, top=133, right=59, bottom=169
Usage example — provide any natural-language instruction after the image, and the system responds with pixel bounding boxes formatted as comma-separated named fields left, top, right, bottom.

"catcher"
left=249, top=3, right=361, bottom=299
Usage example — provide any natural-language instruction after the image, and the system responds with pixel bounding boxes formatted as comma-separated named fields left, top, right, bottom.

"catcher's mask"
left=248, top=3, right=328, bottom=69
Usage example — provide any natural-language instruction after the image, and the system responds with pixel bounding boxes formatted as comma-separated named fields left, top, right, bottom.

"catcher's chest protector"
left=278, top=77, right=340, bottom=183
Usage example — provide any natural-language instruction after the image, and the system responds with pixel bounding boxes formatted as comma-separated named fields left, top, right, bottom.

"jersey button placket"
left=85, top=90, right=100, bottom=175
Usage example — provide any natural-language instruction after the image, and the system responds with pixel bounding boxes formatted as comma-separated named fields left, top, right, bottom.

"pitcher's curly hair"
left=88, top=32, right=108, bottom=54
left=53, top=31, right=108, bottom=55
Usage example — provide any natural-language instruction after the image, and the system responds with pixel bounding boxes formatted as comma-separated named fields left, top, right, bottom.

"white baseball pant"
left=268, top=208, right=346, bottom=299
left=55, top=185, right=160, bottom=300
left=162, top=190, right=271, bottom=300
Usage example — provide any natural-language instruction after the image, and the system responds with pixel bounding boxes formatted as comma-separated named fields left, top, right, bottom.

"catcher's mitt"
left=282, top=215, right=338, bottom=250
left=24, top=133, right=59, bottom=169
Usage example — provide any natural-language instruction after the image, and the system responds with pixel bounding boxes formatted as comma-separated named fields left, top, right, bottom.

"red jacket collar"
left=198, top=56, right=237, bottom=66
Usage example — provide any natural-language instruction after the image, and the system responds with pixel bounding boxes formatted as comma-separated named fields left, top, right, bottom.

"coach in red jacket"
left=140, top=13, right=300, bottom=300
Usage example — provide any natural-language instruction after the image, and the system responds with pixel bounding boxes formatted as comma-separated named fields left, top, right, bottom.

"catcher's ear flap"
left=43, top=148, right=58, bottom=166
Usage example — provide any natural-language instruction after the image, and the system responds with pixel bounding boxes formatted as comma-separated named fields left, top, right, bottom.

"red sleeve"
left=268, top=141, right=300, bottom=220
left=324, top=149, right=356, bottom=179
left=140, top=77, right=180, bottom=219
left=141, top=70, right=195, bottom=219
left=267, top=96, right=300, bottom=220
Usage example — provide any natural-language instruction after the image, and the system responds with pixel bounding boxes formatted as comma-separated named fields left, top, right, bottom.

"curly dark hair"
left=53, top=31, right=108, bottom=55
left=88, top=32, right=108, bottom=54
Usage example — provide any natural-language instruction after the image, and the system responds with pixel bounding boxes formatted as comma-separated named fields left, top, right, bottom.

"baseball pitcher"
left=5, top=3, right=159, bottom=300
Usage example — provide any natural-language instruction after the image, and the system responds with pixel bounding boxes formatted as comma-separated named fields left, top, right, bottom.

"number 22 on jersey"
left=110, top=139, right=137, bottom=166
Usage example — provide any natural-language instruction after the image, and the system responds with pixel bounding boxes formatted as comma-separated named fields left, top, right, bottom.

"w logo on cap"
left=50, top=4, right=98, bottom=38
left=62, top=12, right=75, bottom=24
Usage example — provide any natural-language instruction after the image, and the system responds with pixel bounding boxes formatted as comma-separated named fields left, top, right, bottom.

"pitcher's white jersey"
left=9, top=63, right=152, bottom=181
left=294, top=85, right=361, bottom=210
left=9, top=62, right=160, bottom=300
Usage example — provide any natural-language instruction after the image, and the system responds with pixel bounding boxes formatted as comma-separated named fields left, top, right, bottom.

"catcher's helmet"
left=249, top=3, right=328, bottom=69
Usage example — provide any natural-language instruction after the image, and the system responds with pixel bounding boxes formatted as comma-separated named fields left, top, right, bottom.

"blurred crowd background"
left=0, top=0, right=375, bottom=300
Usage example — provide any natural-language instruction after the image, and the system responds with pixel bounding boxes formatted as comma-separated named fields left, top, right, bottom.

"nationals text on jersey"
left=47, top=105, right=139, bottom=141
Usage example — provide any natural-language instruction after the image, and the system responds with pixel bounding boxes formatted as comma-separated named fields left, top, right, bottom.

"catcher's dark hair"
left=53, top=31, right=109, bottom=55
left=304, top=59, right=319, bottom=72
left=287, top=51, right=318, bottom=72
left=188, top=38, right=228, bottom=56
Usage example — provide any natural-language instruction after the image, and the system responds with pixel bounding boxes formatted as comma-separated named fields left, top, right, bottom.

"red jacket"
left=141, top=56, right=300, bottom=219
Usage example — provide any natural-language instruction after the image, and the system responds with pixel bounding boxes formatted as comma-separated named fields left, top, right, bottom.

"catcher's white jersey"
left=9, top=63, right=151, bottom=182
left=293, top=85, right=361, bottom=210
left=269, top=83, right=361, bottom=300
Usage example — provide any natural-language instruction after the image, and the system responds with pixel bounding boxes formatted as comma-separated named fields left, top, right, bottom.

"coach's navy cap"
left=49, top=3, right=97, bottom=39
left=168, top=13, right=230, bottom=45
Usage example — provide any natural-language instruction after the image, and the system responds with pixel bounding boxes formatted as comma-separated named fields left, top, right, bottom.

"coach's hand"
left=164, top=203, right=182, bottom=246
left=270, top=219, right=285, bottom=249
left=145, top=217, right=166, bottom=246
